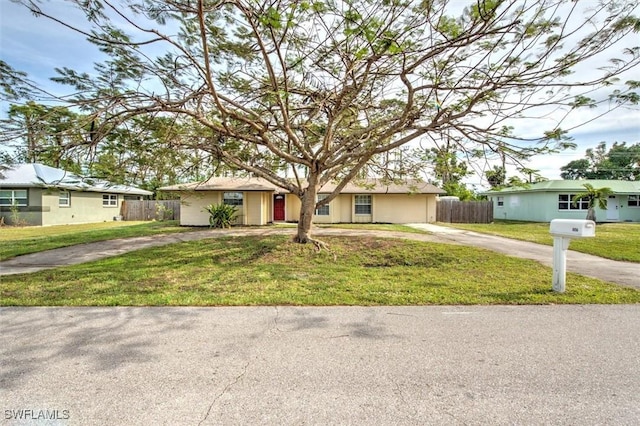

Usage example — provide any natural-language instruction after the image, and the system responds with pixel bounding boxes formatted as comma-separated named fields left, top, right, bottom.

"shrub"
left=204, top=203, right=237, bottom=228
left=155, top=203, right=173, bottom=221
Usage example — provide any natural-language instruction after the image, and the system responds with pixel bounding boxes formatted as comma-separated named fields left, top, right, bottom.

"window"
left=354, top=194, right=372, bottom=215
left=497, top=196, right=504, bottom=207
left=629, top=195, right=640, bottom=207
left=558, top=194, right=589, bottom=210
left=0, top=189, right=28, bottom=206
left=59, top=191, right=70, bottom=207
left=102, top=194, right=118, bottom=207
left=223, top=192, right=243, bottom=206
left=315, top=194, right=329, bottom=216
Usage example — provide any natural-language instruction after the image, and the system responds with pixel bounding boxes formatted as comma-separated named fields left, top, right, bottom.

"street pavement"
left=2, top=224, right=639, bottom=424
left=2, top=305, right=639, bottom=425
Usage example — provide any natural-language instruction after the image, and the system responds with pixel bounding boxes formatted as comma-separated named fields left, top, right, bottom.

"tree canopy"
left=4, top=0, right=640, bottom=242
left=560, top=141, right=640, bottom=180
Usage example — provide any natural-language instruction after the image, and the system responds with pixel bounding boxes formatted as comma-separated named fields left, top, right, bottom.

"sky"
left=1, top=0, right=639, bottom=188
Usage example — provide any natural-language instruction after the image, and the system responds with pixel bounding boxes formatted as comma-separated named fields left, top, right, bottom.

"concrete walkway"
left=0, top=224, right=637, bottom=289
left=2, top=305, right=639, bottom=425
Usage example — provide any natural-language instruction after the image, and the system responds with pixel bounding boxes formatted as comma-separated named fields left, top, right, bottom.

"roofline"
left=2, top=182, right=152, bottom=196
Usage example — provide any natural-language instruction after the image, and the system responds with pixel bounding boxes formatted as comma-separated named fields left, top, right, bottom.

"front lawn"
left=0, top=221, right=195, bottom=260
left=1, top=235, right=637, bottom=306
left=443, top=221, right=640, bottom=263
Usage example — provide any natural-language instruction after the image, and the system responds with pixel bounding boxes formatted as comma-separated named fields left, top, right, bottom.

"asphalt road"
left=2, top=305, right=639, bottom=425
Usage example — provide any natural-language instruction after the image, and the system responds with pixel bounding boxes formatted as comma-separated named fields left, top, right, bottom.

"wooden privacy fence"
left=121, top=200, right=181, bottom=221
left=437, top=199, right=493, bottom=224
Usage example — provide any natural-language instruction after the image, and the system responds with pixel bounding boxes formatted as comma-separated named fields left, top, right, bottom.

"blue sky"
left=1, top=1, right=639, bottom=185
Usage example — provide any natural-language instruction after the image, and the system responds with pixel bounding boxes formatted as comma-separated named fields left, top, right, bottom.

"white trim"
left=102, top=193, right=118, bottom=207
left=59, top=191, right=71, bottom=207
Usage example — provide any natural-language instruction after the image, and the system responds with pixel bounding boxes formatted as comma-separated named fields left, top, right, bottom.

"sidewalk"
left=0, top=225, right=638, bottom=289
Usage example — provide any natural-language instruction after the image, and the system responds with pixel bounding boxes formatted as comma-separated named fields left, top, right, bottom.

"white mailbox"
left=549, top=219, right=596, bottom=293
left=550, top=219, right=595, bottom=238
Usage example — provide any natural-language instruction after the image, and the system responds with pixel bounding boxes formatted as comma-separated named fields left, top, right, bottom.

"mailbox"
left=549, top=218, right=596, bottom=293
left=549, top=219, right=595, bottom=238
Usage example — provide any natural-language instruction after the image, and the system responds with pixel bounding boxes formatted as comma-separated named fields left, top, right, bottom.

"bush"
left=204, top=203, right=237, bottom=228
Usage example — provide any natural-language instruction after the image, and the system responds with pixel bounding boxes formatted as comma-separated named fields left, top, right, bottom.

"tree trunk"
left=586, top=208, right=596, bottom=222
left=294, top=173, right=319, bottom=244
left=294, top=178, right=318, bottom=244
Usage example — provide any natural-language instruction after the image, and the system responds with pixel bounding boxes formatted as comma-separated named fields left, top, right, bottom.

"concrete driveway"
left=2, top=305, right=639, bottom=425
left=407, top=224, right=639, bottom=289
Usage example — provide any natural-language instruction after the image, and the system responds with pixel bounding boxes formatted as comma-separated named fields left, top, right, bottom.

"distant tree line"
left=560, top=142, right=640, bottom=181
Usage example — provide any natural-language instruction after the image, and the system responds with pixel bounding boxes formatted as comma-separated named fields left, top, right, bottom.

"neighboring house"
left=160, top=177, right=445, bottom=226
left=485, top=180, right=640, bottom=222
left=0, top=163, right=152, bottom=226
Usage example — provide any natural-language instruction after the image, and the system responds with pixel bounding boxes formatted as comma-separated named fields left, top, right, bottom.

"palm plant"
left=572, top=184, right=612, bottom=222
left=204, top=203, right=238, bottom=229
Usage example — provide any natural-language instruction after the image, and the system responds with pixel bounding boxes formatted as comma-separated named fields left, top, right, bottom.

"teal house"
left=485, top=180, right=640, bottom=223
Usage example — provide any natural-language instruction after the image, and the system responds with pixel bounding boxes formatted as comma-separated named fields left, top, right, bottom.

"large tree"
left=1, top=101, right=88, bottom=172
left=7, top=0, right=640, bottom=243
left=560, top=141, right=640, bottom=180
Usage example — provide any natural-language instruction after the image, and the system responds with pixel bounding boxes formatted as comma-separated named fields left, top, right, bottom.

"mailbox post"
left=549, top=219, right=596, bottom=293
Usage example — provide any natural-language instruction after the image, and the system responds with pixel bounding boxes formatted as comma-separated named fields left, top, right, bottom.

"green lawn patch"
left=2, top=235, right=637, bottom=306
left=443, top=221, right=640, bottom=263
left=318, top=223, right=427, bottom=234
left=0, top=221, right=196, bottom=260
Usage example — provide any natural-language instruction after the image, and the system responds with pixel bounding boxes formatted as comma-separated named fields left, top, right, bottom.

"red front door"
left=274, top=194, right=285, bottom=221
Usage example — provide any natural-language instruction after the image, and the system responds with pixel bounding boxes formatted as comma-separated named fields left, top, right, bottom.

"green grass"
left=0, top=221, right=195, bottom=260
left=1, top=235, right=637, bottom=306
left=443, top=221, right=640, bottom=263
left=318, top=223, right=427, bottom=234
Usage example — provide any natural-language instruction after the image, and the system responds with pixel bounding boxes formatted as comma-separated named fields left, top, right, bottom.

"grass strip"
left=0, top=221, right=195, bottom=260
left=2, top=235, right=637, bottom=306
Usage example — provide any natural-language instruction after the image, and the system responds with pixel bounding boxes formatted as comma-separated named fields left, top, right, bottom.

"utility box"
left=550, top=219, right=595, bottom=238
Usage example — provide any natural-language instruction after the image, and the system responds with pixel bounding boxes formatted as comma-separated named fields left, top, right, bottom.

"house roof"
left=1, top=163, right=153, bottom=196
left=485, top=180, right=640, bottom=195
left=160, top=176, right=282, bottom=192
left=160, top=177, right=446, bottom=195
left=318, top=179, right=445, bottom=194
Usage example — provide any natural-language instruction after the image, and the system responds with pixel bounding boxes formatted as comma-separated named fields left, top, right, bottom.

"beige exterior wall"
left=262, top=192, right=273, bottom=224
left=246, top=192, right=272, bottom=226
left=41, top=190, right=123, bottom=226
left=372, top=194, right=435, bottom=223
left=180, top=191, right=273, bottom=226
left=179, top=191, right=439, bottom=226
left=295, top=193, right=438, bottom=224
left=180, top=192, right=220, bottom=226
left=285, top=194, right=301, bottom=222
